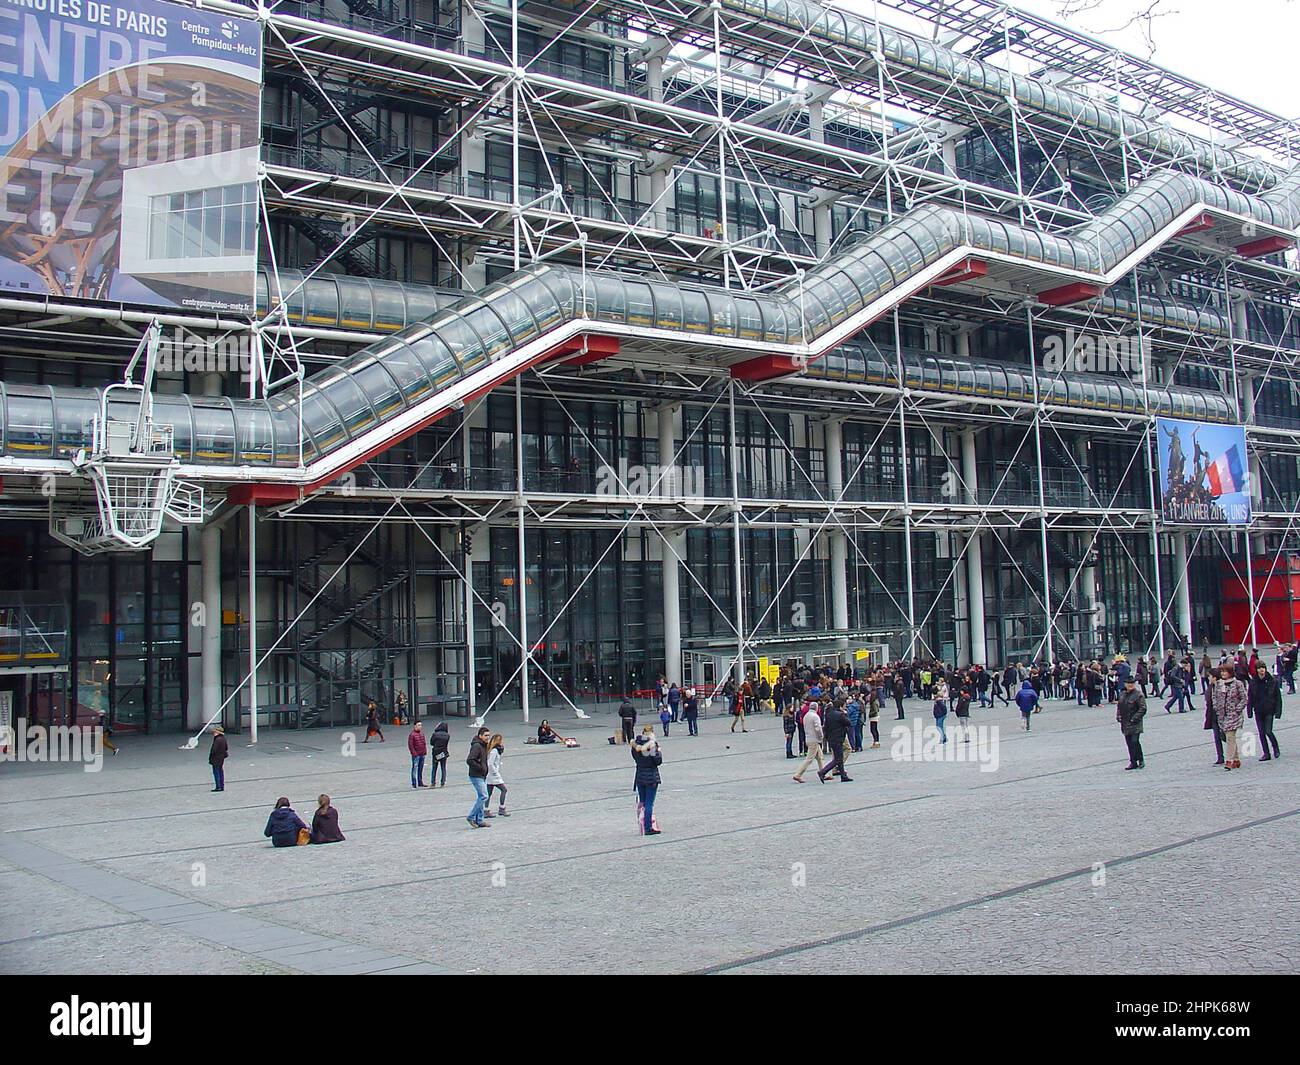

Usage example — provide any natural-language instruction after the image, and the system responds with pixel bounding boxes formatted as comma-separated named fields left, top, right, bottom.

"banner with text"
left=0, top=0, right=262, bottom=313
left=1156, top=417, right=1251, bottom=526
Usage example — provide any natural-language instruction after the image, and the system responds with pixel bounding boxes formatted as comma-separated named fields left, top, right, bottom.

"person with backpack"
left=484, top=733, right=509, bottom=818
left=466, top=726, right=492, bottom=828
left=429, top=721, right=450, bottom=787
left=1015, top=679, right=1038, bottom=731
left=631, top=726, right=663, bottom=835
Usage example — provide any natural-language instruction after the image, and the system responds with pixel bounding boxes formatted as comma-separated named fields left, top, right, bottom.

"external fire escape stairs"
left=1, top=166, right=1296, bottom=553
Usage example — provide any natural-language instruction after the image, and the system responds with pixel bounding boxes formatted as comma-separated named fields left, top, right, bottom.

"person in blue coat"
left=264, top=797, right=308, bottom=847
left=631, top=727, right=663, bottom=835
left=1015, top=680, right=1039, bottom=731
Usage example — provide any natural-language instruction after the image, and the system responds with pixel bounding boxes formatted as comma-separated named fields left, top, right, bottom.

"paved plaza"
left=1, top=693, right=1296, bottom=975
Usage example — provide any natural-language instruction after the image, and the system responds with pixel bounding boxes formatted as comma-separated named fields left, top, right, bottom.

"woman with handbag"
left=264, top=797, right=309, bottom=847
left=1212, top=665, right=1248, bottom=771
left=632, top=726, right=663, bottom=835
left=429, top=721, right=450, bottom=786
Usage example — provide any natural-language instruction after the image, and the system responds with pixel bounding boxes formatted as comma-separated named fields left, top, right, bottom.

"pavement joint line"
left=690, top=805, right=1300, bottom=974
left=0, top=918, right=149, bottom=948
left=0, top=835, right=443, bottom=976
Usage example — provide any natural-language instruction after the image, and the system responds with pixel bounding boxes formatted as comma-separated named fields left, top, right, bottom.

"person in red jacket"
left=408, top=721, right=429, bottom=789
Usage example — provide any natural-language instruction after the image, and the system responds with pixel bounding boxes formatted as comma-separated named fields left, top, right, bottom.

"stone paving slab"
left=1, top=695, right=1296, bottom=974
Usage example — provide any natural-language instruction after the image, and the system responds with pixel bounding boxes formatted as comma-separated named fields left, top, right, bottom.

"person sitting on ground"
left=264, top=797, right=308, bottom=848
left=310, top=794, right=345, bottom=844
left=538, top=719, right=566, bottom=744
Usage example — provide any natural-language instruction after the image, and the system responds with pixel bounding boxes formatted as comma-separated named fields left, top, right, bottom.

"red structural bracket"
left=1038, top=281, right=1103, bottom=307
left=1177, top=212, right=1216, bottom=236
left=730, top=353, right=809, bottom=382
left=932, top=257, right=988, bottom=287
left=227, top=483, right=301, bottom=507
left=1236, top=235, right=1293, bottom=258
left=558, top=334, right=621, bottom=367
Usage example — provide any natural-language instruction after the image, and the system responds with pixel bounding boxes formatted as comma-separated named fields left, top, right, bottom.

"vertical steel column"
left=1173, top=532, right=1192, bottom=648
left=201, top=521, right=221, bottom=732
left=824, top=418, right=849, bottom=650
left=961, top=430, right=987, bottom=666
left=516, top=375, right=530, bottom=723
left=1023, top=309, right=1055, bottom=663
left=728, top=381, right=745, bottom=684
left=658, top=404, right=684, bottom=683
left=462, top=419, right=476, bottom=717
left=712, top=3, right=730, bottom=289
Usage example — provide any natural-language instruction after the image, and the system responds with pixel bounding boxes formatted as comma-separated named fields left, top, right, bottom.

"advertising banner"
left=1156, top=417, right=1251, bottom=525
left=0, top=0, right=262, bottom=313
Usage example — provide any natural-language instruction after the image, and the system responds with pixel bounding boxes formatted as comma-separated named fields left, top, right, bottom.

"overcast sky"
left=841, top=0, right=1296, bottom=119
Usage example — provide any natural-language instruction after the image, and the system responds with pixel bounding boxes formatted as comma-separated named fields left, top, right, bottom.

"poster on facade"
left=1156, top=417, right=1251, bottom=525
left=0, top=0, right=262, bottom=313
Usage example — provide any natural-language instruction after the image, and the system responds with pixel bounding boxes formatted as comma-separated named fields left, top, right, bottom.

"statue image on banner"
left=1156, top=416, right=1251, bottom=526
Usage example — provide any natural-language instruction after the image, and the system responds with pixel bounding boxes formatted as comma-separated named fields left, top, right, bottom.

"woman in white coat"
left=484, top=733, right=509, bottom=817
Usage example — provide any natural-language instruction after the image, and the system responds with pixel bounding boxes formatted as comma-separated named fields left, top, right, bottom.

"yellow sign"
left=854, top=648, right=870, bottom=661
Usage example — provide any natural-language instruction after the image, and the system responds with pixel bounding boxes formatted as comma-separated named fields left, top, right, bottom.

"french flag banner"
left=1207, top=445, right=1246, bottom=497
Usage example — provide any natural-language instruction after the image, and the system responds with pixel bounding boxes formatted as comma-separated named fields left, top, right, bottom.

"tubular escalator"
left=0, top=167, right=1295, bottom=500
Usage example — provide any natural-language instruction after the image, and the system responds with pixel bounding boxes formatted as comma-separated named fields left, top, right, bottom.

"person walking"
left=310, top=794, right=345, bottom=844
left=893, top=673, right=906, bottom=719
left=782, top=702, right=797, bottom=758
left=466, top=726, right=492, bottom=828
left=429, top=720, right=450, bottom=786
left=1248, top=662, right=1282, bottom=762
left=364, top=700, right=386, bottom=742
left=867, top=692, right=881, bottom=748
left=845, top=693, right=863, bottom=754
left=408, top=721, right=428, bottom=789
left=953, top=681, right=971, bottom=743
left=263, top=797, right=308, bottom=847
left=683, top=688, right=700, bottom=736
left=1015, top=679, right=1038, bottom=731
left=933, top=681, right=949, bottom=744
left=818, top=700, right=853, bottom=782
left=618, top=696, right=637, bottom=743
left=731, top=681, right=749, bottom=733
left=659, top=700, right=672, bottom=737
left=1116, top=676, right=1146, bottom=770
left=792, top=702, right=825, bottom=782
left=1212, top=665, right=1247, bottom=771
left=667, top=682, right=681, bottom=723
left=208, top=726, right=228, bottom=792
left=484, top=733, right=509, bottom=817
left=1204, top=671, right=1226, bottom=766
left=632, top=726, right=663, bottom=835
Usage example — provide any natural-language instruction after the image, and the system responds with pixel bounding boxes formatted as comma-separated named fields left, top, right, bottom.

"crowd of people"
left=222, top=642, right=1291, bottom=845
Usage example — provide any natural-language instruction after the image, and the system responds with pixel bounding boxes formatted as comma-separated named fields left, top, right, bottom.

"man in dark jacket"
left=618, top=697, right=637, bottom=742
left=1248, top=663, right=1282, bottom=761
left=209, top=726, right=228, bottom=792
left=429, top=721, right=451, bottom=786
left=817, top=701, right=853, bottom=782
left=466, top=727, right=491, bottom=828
left=682, top=688, right=700, bottom=736
left=1116, top=677, right=1147, bottom=770
left=408, top=721, right=428, bottom=789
